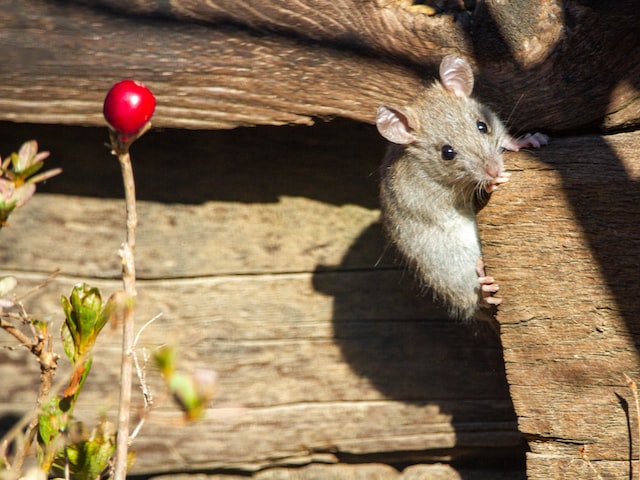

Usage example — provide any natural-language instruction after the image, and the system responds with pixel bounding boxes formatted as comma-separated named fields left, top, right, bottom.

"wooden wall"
left=2, top=1, right=640, bottom=478
left=0, top=120, right=524, bottom=479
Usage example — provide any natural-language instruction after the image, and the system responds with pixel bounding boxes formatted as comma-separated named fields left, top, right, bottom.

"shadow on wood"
left=0, top=120, right=525, bottom=478
left=314, top=222, right=525, bottom=463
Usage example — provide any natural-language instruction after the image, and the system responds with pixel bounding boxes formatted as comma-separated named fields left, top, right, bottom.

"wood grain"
left=479, top=130, right=640, bottom=478
left=0, top=0, right=638, bottom=133
left=0, top=120, right=523, bottom=478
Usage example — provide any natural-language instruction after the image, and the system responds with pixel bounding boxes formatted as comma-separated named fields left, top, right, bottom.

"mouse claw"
left=484, top=295, right=503, bottom=306
left=480, top=277, right=499, bottom=292
left=477, top=259, right=502, bottom=305
left=479, top=277, right=502, bottom=305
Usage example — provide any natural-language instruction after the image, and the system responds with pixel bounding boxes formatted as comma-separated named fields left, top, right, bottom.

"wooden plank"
left=0, top=119, right=386, bottom=278
left=0, top=1, right=638, bottom=132
left=0, top=121, right=523, bottom=476
left=0, top=0, right=421, bottom=130
left=146, top=463, right=525, bottom=480
left=1, top=272, right=520, bottom=474
left=478, top=131, right=640, bottom=478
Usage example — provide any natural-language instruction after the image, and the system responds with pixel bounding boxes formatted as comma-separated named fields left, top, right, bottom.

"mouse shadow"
left=313, top=222, right=527, bottom=471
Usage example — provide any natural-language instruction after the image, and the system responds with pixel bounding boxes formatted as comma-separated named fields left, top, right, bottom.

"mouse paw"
left=502, top=132, right=549, bottom=152
left=479, top=276, right=502, bottom=305
left=476, top=259, right=502, bottom=305
left=486, top=171, right=511, bottom=192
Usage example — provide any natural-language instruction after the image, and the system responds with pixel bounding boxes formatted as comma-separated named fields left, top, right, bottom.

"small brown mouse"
left=376, top=55, right=547, bottom=321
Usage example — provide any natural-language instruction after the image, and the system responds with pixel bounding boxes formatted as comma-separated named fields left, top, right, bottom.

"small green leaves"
left=60, top=284, right=116, bottom=364
left=153, top=344, right=176, bottom=379
left=37, top=396, right=67, bottom=472
left=154, top=345, right=217, bottom=420
left=169, top=369, right=218, bottom=421
left=0, top=140, right=61, bottom=226
left=51, top=420, right=117, bottom=480
left=29, top=284, right=119, bottom=477
left=60, top=284, right=122, bottom=400
left=11, top=140, right=49, bottom=177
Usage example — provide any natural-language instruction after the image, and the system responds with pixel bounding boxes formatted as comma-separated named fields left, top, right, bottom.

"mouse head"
left=376, top=55, right=507, bottom=194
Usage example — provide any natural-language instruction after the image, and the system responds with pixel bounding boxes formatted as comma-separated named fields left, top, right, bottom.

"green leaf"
left=60, top=315, right=75, bottom=363
left=37, top=397, right=62, bottom=447
left=27, top=167, right=63, bottom=185
left=15, top=161, right=44, bottom=182
left=60, top=294, right=77, bottom=362
left=12, top=142, right=36, bottom=173
left=169, top=372, right=199, bottom=414
left=95, top=291, right=119, bottom=338
left=32, top=319, right=49, bottom=337
left=51, top=420, right=116, bottom=480
left=70, top=284, right=102, bottom=352
left=37, top=396, right=67, bottom=473
left=12, top=140, right=49, bottom=175
left=153, top=344, right=176, bottom=379
left=61, top=283, right=109, bottom=362
left=169, top=369, right=217, bottom=421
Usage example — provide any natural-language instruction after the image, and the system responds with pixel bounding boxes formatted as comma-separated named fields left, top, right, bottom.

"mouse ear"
left=439, top=55, right=474, bottom=98
left=376, top=105, right=418, bottom=145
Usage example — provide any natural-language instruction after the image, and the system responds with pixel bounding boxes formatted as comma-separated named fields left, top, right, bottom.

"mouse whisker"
left=505, top=93, right=525, bottom=136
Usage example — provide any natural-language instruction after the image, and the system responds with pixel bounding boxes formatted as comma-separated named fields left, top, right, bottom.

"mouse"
left=376, top=54, right=548, bottom=321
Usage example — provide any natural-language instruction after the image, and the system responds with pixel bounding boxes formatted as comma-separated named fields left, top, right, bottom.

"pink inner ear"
left=376, top=105, right=417, bottom=145
left=439, top=55, right=474, bottom=98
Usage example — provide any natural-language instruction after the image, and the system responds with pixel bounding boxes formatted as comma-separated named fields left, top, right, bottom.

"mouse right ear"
left=376, top=105, right=417, bottom=145
left=439, top=55, right=474, bottom=98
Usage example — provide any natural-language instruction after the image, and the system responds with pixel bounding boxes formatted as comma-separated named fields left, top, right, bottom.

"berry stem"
left=113, top=145, right=137, bottom=480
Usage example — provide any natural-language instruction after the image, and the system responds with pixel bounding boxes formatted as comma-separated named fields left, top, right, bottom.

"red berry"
left=103, top=80, right=156, bottom=135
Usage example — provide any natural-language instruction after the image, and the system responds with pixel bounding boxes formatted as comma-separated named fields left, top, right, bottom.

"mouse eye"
left=441, top=145, right=456, bottom=161
left=477, top=121, right=489, bottom=134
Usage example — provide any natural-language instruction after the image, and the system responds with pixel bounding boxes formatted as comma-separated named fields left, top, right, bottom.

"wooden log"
left=146, top=463, right=524, bottom=480
left=0, top=121, right=523, bottom=477
left=0, top=0, right=421, bottom=130
left=478, top=130, right=640, bottom=478
left=0, top=0, right=638, bottom=132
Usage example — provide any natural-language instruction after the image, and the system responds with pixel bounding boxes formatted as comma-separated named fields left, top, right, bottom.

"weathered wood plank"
left=146, top=462, right=525, bottom=480
left=0, top=271, right=519, bottom=474
left=0, top=0, right=421, bottom=130
left=479, top=131, right=640, bottom=478
left=0, top=121, right=523, bottom=476
left=0, top=0, right=638, bottom=132
left=0, top=119, right=386, bottom=278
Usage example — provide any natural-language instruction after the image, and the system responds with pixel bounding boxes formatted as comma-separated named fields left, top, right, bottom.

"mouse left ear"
left=376, top=105, right=418, bottom=145
left=439, top=55, right=474, bottom=98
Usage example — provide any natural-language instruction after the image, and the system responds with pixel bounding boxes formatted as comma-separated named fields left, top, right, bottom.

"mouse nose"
left=484, top=155, right=504, bottom=179
left=486, top=164, right=501, bottom=179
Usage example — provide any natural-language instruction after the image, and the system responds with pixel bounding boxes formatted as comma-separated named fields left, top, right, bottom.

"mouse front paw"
left=479, top=276, right=502, bottom=306
left=502, top=132, right=549, bottom=152
left=476, top=259, right=502, bottom=306
left=486, top=171, right=511, bottom=192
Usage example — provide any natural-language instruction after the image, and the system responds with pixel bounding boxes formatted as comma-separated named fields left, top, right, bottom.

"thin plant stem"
left=112, top=147, right=137, bottom=480
left=1, top=310, right=58, bottom=473
left=578, top=445, right=604, bottom=480
left=624, top=372, right=640, bottom=480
